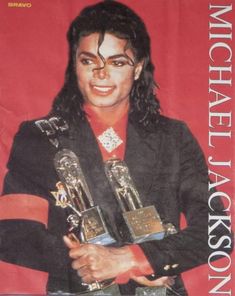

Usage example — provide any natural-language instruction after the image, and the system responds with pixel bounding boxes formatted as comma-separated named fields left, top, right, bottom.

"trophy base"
left=132, top=231, right=165, bottom=243
left=77, top=280, right=119, bottom=295
left=136, top=286, right=167, bottom=296
left=87, top=231, right=116, bottom=245
left=123, top=206, right=165, bottom=243
left=48, top=282, right=120, bottom=296
left=82, top=206, right=116, bottom=245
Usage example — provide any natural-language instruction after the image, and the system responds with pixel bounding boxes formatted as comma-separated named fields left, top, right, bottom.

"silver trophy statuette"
left=104, top=158, right=176, bottom=243
left=53, top=149, right=116, bottom=292
left=54, top=149, right=115, bottom=245
left=53, top=149, right=116, bottom=245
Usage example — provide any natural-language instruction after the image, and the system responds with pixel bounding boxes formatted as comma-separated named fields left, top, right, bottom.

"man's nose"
left=93, top=66, right=109, bottom=80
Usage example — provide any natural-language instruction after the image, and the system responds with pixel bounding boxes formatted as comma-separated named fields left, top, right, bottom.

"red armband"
left=0, top=194, right=48, bottom=227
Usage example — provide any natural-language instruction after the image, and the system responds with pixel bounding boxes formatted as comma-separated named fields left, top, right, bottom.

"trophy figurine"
left=104, top=158, right=176, bottom=243
left=53, top=149, right=116, bottom=245
left=53, top=149, right=116, bottom=292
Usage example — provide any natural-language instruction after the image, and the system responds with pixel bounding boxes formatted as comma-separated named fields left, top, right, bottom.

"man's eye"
left=80, top=58, right=94, bottom=65
left=111, top=60, right=127, bottom=67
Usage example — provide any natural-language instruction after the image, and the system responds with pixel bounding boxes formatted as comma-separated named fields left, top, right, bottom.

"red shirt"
left=84, top=104, right=128, bottom=161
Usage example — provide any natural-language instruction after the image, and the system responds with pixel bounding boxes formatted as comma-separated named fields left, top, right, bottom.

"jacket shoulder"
left=158, top=115, right=187, bottom=130
left=15, top=114, right=69, bottom=149
left=156, top=115, right=191, bottom=138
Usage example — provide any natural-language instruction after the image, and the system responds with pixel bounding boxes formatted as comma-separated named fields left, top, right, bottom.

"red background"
left=0, top=0, right=234, bottom=295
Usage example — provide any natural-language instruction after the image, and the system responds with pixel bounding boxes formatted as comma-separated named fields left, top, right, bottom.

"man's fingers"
left=167, top=276, right=176, bottom=286
left=131, top=275, right=175, bottom=287
left=77, top=265, right=101, bottom=284
left=63, top=235, right=80, bottom=249
left=71, top=256, right=91, bottom=270
left=130, top=275, right=155, bottom=286
left=69, top=244, right=98, bottom=259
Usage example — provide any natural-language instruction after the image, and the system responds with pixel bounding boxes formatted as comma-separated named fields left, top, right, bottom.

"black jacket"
left=0, top=114, right=231, bottom=295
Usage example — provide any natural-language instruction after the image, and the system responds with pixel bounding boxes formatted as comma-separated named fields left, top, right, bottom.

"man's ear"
left=134, top=60, right=144, bottom=80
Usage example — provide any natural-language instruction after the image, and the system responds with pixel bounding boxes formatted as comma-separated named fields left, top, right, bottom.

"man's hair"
left=52, top=1, right=160, bottom=129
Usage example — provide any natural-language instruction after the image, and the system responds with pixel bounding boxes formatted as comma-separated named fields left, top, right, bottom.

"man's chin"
left=84, top=96, right=129, bottom=110
left=87, top=100, right=120, bottom=109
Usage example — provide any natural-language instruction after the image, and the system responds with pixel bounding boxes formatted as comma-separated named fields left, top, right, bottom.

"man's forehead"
left=76, top=32, right=134, bottom=59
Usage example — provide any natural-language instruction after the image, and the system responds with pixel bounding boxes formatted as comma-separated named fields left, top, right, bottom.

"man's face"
left=76, top=33, right=143, bottom=109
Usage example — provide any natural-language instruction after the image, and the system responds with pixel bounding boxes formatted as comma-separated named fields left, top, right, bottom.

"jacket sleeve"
left=138, top=122, right=233, bottom=276
left=0, top=121, right=70, bottom=287
left=2, top=121, right=56, bottom=196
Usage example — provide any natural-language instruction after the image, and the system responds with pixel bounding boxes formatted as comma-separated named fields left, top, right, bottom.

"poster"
left=0, top=0, right=234, bottom=295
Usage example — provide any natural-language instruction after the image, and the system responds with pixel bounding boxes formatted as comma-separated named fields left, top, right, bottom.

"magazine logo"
left=8, top=2, right=32, bottom=8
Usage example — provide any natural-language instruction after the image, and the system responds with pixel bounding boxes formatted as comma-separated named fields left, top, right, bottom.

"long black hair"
left=52, top=1, right=160, bottom=129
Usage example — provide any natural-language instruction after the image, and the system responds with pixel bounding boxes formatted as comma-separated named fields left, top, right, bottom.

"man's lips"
left=90, top=85, right=115, bottom=95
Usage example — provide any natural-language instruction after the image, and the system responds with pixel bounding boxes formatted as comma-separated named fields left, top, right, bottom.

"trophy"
left=104, top=158, right=176, bottom=243
left=104, top=159, right=180, bottom=296
left=53, top=149, right=116, bottom=292
left=53, top=149, right=116, bottom=245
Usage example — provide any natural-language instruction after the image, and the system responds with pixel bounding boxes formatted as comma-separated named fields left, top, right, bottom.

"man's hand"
left=63, top=236, right=176, bottom=288
left=63, top=236, right=136, bottom=284
left=131, top=275, right=175, bottom=287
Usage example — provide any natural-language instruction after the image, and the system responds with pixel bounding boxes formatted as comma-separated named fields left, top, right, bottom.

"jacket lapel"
left=68, top=119, right=124, bottom=217
left=60, top=118, right=162, bottom=212
left=125, top=122, right=162, bottom=205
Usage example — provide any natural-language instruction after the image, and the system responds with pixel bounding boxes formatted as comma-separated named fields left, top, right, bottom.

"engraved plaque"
left=83, top=206, right=116, bottom=245
left=123, top=206, right=165, bottom=243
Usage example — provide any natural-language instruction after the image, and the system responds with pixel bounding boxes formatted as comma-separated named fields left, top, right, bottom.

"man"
left=0, top=1, right=232, bottom=296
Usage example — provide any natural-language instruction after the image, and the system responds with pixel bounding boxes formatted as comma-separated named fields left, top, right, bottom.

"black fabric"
left=0, top=114, right=232, bottom=295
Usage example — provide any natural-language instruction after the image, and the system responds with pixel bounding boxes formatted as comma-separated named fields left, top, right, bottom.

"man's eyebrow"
left=107, top=54, right=129, bottom=60
left=77, top=51, right=97, bottom=58
left=77, top=52, right=129, bottom=60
